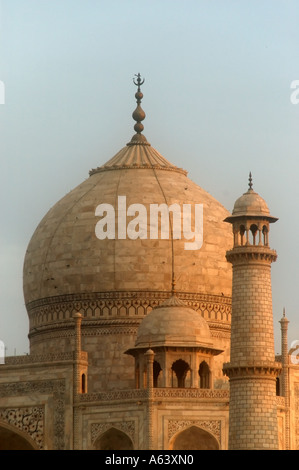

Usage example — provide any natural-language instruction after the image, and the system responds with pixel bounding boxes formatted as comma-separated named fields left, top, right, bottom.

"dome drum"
left=26, top=290, right=231, bottom=353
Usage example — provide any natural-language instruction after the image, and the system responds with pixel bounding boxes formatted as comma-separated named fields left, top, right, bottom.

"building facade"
left=0, top=77, right=299, bottom=450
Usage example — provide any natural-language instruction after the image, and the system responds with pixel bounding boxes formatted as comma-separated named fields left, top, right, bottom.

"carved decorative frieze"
left=79, top=388, right=147, bottom=403
left=29, top=323, right=140, bottom=350
left=153, top=389, right=229, bottom=400
left=91, top=420, right=136, bottom=445
left=0, top=380, right=66, bottom=450
left=78, top=388, right=229, bottom=403
left=168, top=419, right=221, bottom=441
left=0, top=406, right=44, bottom=449
left=226, top=247, right=277, bottom=264
left=27, top=291, right=231, bottom=345
left=276, top=396, right=286, bottom=408
left=223, top=361, right=282, bottom=378
left=3, top=352, right=73, bottom=365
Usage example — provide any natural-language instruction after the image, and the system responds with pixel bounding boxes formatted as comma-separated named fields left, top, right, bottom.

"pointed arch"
left=153, top=360, right=162, bottom=387
left=171, top=359, right=190, bottom=388
left=93, top=427, right=134, bottom=450
left=198, top=361, right=211, bottom=389
left=0, top=422, right=39, bottom=450
left=169, top=425, right=219, bottom=450
left=249, top=224, right=258, bottom=245
left=262, top=225, right=269, bottom=246
left=239, top=224, right=246, bottom=246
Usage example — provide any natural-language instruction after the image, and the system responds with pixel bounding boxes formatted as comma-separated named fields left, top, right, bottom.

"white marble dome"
left=22, top=83, right=233, bottom=383
left=23, top=141, right=233, bottom=305
left=135, top=295, right=213, bottom=349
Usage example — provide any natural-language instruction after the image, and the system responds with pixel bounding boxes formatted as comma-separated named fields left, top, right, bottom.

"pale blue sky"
left=0, top=0, right=299, bottom=355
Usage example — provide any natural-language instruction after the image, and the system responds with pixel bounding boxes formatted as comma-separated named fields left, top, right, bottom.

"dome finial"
left=132, top=73, right=145, bottom=134
left=248, top=172, right=253, bottom=190
left=128, top=73, right=149, bottom=145
left=133, top=73, right=145, bottom=92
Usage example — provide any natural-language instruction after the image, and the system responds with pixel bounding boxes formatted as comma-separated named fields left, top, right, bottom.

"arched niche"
left=94, top=427, right=134, bottom=450
left=169, top=425, right=219, bottom=450
left=153, top=360, right=162, bottom=387
left=0, top=423, right=38, bottom=450
left=198, top=361, right=211, bottom=389
left=171, top=359, right=190, bottom=388
left=249, top=224, right=258, bottom=245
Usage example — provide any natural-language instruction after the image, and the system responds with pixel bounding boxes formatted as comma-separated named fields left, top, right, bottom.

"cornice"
left=223, top=361, right=282, bottom=378
left=226, top=246, right=277, bottom=264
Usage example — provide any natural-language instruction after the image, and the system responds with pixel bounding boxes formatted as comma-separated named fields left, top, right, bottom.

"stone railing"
left=153, top=388, right=229, bottom=399
left=78, top=388, right=230, bottom=403
left=2, top=352, right=74, bottom=366
left=78, top=388, right=284, bottom=405
left=79, top=388, right=148, bottom=403
left=1, top=350, right=88, bottom=366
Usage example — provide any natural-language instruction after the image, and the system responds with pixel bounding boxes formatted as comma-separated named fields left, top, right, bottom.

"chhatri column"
left=223, top=174, right=281, bottom=450
left=144, top=348, right=155, bottom=450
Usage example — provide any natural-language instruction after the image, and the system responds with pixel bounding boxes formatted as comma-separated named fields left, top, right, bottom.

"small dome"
left=232, top=188, right=270, bottom=218
left=135, top=296, right=213, bottom=349
left=224, top=173, right=278, bottom=223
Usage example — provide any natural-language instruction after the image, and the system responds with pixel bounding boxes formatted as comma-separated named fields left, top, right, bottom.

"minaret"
left=223, top=174, right=281, bottom=450
left=279, top=309, right=290, bottom=449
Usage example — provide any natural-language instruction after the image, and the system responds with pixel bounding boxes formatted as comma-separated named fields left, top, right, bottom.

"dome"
left=23, top=75, right=233, bottom=364
left=224, top=173, right=278, bottom=223
left=23, top=142, right=233, bottom=356
left=232, top=189, right=270, bottom=216
left=232, top=189, right=270, bottom=218
left=135, top=295, right=213, bottom=349
left=23, top=147, right=232, bottom=304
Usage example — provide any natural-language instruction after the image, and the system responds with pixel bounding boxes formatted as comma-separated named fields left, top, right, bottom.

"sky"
left=0, top=0, right=299, bottom=356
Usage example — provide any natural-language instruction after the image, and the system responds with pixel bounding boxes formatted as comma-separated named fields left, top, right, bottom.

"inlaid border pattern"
left=168, top=418, right=221, bottom=442
left=0, top=406, right=44, bottom=449
left=27, top=291, right=231, bottom=336
left=0, top=380, right=66, bottom=450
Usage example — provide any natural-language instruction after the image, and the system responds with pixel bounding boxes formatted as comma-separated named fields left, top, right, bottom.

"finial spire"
left=132, top=73, right=145, bottom=134
left=128, top=73, right=149, bottom=145
left=133, top=73, right=145, bottom=92
left=248, top=172, right=253, bottom=190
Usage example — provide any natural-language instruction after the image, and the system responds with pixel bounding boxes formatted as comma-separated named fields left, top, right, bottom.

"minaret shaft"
left=229, top=250, right=276, bottom=363
left=223, top=175, right=281, bottom=450
left=224, top=251, right=280, bottom=450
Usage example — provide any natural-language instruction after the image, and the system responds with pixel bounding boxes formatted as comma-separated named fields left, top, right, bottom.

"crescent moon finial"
left=133, top=73, right=145, bottom=91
